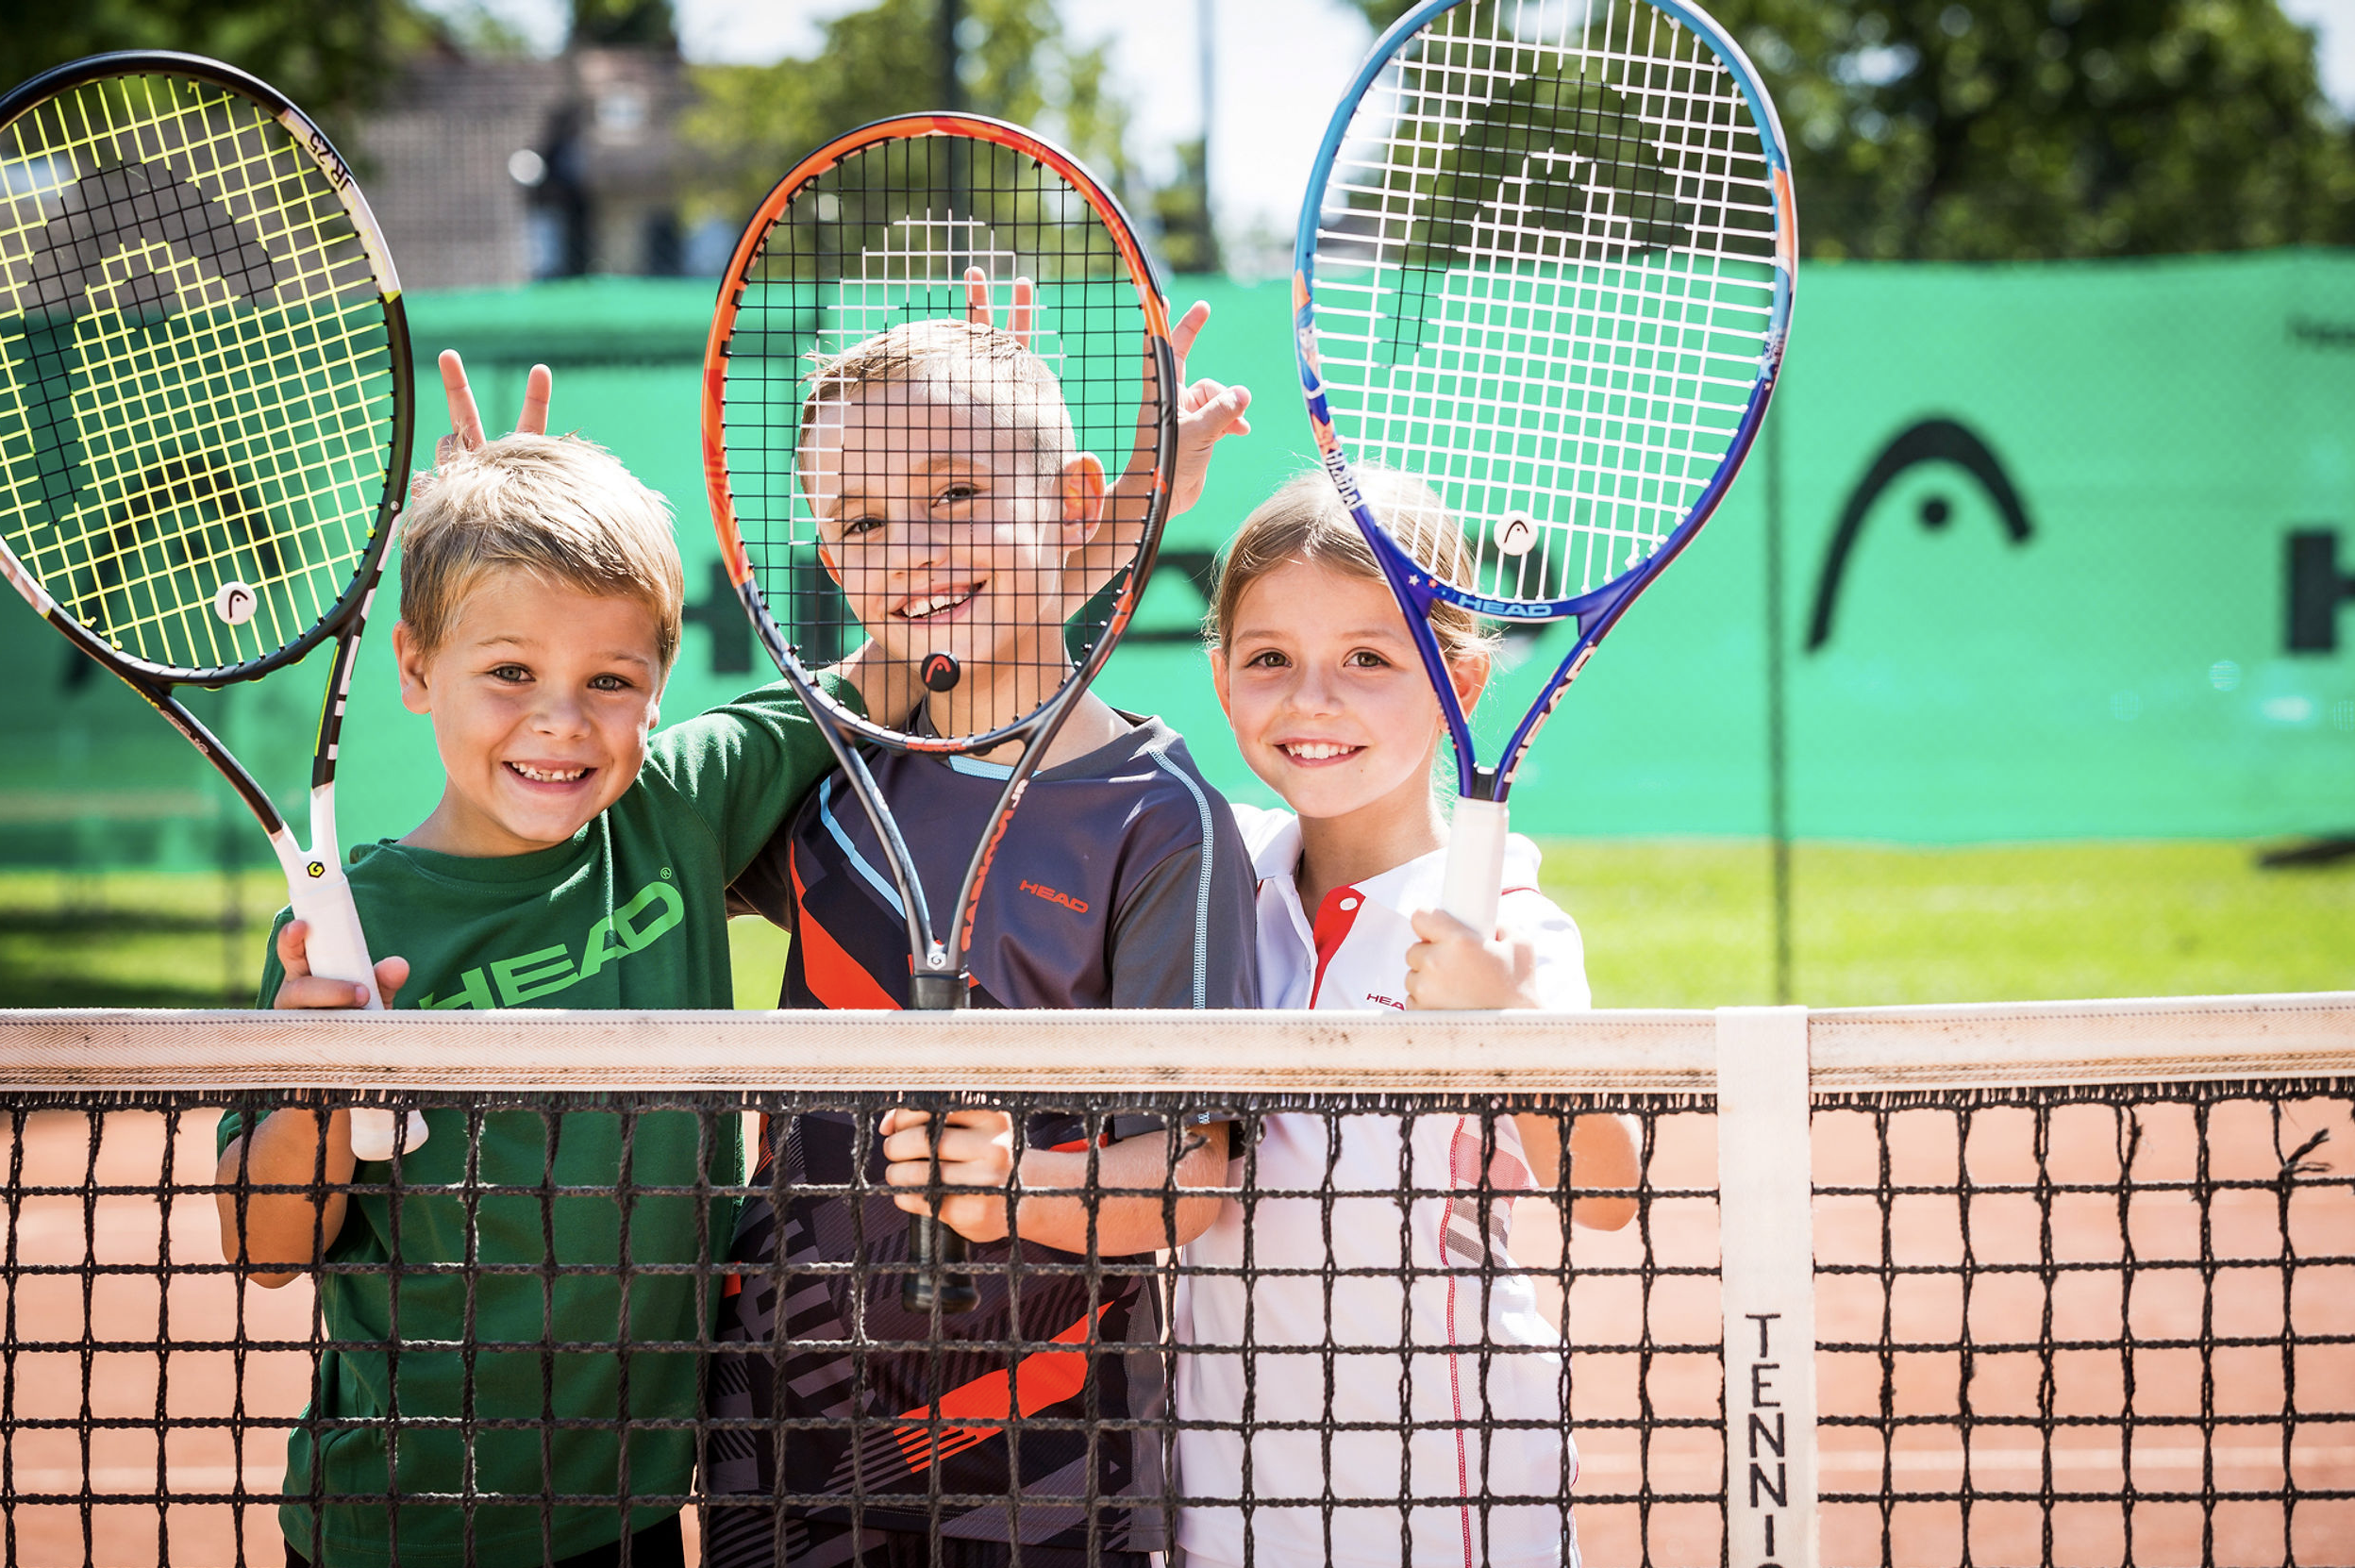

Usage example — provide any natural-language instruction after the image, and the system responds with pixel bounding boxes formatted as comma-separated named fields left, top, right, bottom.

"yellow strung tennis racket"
left=0, top=53, right=418, bottom=1159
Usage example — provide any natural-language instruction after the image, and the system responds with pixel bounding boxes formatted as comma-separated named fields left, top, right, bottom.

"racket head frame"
left=702, top=112, right=1178, bottom=983
left=1292, top=0, right=1796, bottom=803
left=0, top=50, right=414, bottom=877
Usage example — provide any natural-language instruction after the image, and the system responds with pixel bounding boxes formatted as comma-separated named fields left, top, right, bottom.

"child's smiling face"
left=800, top=383, right=1102, bottom=721
left=1213, top=558, right=1485, bottom=826
left=394, top=568, right=666, bottom=857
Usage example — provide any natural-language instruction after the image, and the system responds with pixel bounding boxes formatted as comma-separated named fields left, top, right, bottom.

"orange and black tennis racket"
left=703, top=115, right=1177, bottom=1311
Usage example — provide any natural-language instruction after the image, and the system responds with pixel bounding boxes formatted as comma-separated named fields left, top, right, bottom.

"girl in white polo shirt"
left=1173, top=470, right=1640, bottom=1568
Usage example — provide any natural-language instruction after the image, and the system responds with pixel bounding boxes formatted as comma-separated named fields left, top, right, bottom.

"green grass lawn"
left=0, top=842, right=2344, bottom=1009
left=727, top=838, right=2350, bottom=1011
left=1544, top=838, right=2353, bottom=1008
left=0, top=869, right=284, bottom=1008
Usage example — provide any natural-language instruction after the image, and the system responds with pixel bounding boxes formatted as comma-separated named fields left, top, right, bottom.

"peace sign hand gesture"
left=411, top=350, right=554, bottom=500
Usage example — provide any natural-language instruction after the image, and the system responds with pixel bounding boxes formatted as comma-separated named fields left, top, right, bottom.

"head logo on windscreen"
left=1806, top=418, right=2034, bottom=651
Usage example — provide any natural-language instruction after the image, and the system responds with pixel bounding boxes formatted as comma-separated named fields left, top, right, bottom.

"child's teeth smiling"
left=901, top=587, right=977, bottom=621
left=1281, top=741, right=1360, bottom=762
left=509, top=763, right=589, bottom=783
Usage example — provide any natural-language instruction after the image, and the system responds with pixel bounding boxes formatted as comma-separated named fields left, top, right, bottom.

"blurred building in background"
left=359, top=44, right=699, bottom=288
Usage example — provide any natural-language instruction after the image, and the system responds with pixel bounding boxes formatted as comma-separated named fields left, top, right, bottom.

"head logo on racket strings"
left=0, top=51, right=421, bottom=1159
left=214, top=580, right=257, bottom=626
left=1294, top=0, right=1795, bottom=932
left=704, top=112, right=1177, bottom=1311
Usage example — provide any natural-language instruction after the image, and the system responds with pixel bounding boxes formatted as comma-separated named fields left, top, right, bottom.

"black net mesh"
left=0, top=1076, right=2346, bottom=1566
left=1812, top=1082, right=2355, bottom=1566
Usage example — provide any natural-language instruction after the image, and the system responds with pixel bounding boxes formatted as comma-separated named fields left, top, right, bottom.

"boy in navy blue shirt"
left=704, top=319, right=1256, bottom=1567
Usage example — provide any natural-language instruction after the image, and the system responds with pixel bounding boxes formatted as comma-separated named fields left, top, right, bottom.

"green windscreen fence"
left=4, top=250, right=2353, bottom=870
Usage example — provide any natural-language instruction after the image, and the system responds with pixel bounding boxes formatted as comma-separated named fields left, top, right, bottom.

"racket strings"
left=1313, top=0, right=1783, bottom=608
left=0, top=72, right=395, bottom=676
left=721, top=131, right=1163, bottom=748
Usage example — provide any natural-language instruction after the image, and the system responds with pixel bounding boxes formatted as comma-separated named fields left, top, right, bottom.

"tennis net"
left=1, top=995, right=2348, bottom=1567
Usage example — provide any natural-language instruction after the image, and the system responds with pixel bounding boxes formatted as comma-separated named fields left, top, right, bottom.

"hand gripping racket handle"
left=288, top=869, right=426, bottom=1162
left=1440, top=796, right=1509, bottom=941
left=903, top=971, right=980, bottom=1315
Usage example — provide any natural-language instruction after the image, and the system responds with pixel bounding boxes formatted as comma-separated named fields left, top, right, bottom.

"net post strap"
left=1718, top=1004, right=1818, bottom=1568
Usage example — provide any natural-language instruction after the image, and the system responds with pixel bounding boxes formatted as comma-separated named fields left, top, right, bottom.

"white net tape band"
left=0, top=992, right=2347, bottom=1092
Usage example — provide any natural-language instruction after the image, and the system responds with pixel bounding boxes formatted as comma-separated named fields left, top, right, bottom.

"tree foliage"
left=0, top=0, right=442, bottom=139
left=1717, top=0, right=2355, bottom=259
left=1349, top=0, right=1420, bottom=32
left=570, top=0, right=675, bottom=50
left=678, top=0, right=1132, bottom=228
left=1341, top=0, right=2355, bottom=259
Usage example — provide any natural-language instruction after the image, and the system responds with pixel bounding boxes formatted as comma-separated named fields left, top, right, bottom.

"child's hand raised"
left=411, top=349, right=554, bottom=499
left=1156, top=298, right=1252, bottom=517
left=963, top=266, right=1034, bottom=344
left=879, top=1105, right=1017, bottom=1243
left=270, top=918, right=409, bottom=1010
left=1403, top=908, right=1544, bottom=1010
left=962, top=267, right=1249, bottom=521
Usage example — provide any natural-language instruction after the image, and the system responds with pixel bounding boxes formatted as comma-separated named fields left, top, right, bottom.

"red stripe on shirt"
left=892, top=1305, right=1111, bottom=1472
left=1307, top=885, right=1367, bottom=1009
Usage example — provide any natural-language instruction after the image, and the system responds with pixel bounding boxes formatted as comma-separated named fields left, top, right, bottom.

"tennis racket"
left=703, top=115, right=1176, bottom=1312
left=0, top=53, right=420, bottom=1159
left=1294, top=0, right=1796, bottom=933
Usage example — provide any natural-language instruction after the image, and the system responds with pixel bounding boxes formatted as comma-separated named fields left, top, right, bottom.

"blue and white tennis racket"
left=1294, top=0, right=1795, bottom=933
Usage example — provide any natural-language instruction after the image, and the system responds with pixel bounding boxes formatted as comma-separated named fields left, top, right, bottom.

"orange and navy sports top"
left=704, top=713, right=1257, bottom=1560
left=727, top=712, right=1258, bottom=1013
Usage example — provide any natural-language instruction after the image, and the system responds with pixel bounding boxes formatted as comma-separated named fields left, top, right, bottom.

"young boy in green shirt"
left=213, top=366, right=875, bottom=1568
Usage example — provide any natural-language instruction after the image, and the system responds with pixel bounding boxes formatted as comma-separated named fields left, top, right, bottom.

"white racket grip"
left=1440, top=796, right=1509, bottom=938
left=287, top=869, right=425, bottom=1161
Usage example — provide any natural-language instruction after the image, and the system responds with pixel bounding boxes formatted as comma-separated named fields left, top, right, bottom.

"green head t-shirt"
left=224, top=676, right=855, bottom=1567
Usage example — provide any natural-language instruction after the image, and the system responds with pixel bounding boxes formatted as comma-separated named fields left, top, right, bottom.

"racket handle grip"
left=905, top=1217, right=979, bottom=1316
left=1440, top=796, right=1509, bottom=938
left=902, top=974, right=979, bottom=1313
left=289, top=870, right=426, bottom=1162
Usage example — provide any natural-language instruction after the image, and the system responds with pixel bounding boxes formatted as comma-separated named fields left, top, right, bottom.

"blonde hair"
left=1207, top=468, right=1496, bottom=669
left=399, top=433, right=685, bottom=673
left=798, top=319, right=1076, bottom=485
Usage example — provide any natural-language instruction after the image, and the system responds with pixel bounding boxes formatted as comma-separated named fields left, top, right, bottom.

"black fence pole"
left=939, top=0, right=963, bottom=113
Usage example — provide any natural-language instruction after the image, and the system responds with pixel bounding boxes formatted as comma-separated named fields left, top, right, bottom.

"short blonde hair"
left=399, top=433, right=685, bottom=672
left=799, top=319, right=1076, bottom=486
left=1208, top=468, right=1496, bottom=669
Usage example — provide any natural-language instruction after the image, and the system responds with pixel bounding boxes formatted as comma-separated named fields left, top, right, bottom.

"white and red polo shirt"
left=1173, top=805, right=1592, bottom=1568
left=1233, top=804, right=1591, bottom=1015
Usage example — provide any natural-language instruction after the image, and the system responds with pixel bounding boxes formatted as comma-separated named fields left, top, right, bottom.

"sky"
left=2282, top=0, right=2355, bottom=109
left=434, top=0, right=2355, bottom=261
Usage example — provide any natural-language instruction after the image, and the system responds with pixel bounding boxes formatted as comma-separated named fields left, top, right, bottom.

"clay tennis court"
left=7, top=1076, right=2347, bottom=1567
